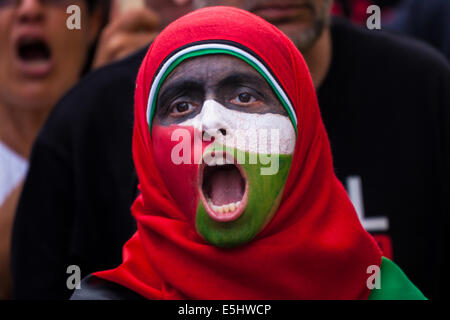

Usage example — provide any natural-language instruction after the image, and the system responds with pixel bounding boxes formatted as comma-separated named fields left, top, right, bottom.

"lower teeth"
left=208, top=199, right=241, bottom=214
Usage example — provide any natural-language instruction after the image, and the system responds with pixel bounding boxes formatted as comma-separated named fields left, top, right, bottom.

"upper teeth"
left=208, top=199, right=240, bottom=214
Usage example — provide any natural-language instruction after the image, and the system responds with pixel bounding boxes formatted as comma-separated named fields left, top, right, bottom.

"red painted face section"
left=152, top=123, right=213, bottom=222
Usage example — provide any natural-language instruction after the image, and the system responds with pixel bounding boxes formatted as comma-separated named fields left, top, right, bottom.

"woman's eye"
left=231, top=92, right=257, bottom=105
left=170, top=102, right=195, bottom=116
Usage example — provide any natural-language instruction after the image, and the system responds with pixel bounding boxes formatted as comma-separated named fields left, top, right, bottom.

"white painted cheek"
left=178, top=99, right=296, bottom=155
left=224, top=111, right=296, bottom=155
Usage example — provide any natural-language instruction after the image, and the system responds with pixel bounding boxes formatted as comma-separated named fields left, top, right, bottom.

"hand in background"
left=92, top=2, right=160, bottom=69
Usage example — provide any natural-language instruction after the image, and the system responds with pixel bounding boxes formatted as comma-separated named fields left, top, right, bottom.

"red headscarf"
left=95, top=6, right=382, bottom=299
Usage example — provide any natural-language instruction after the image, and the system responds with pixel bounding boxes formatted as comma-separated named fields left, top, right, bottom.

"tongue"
left=209, top=167, right=244, bottom=206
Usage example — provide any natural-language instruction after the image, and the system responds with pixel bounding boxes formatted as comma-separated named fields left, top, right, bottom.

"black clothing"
left=318, top=18, right=450, bottom=300
left=12, top=19, right=450, bottom=300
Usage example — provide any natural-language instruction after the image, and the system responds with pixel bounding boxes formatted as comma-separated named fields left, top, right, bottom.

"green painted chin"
left=195, top=146, right=293, bottom=248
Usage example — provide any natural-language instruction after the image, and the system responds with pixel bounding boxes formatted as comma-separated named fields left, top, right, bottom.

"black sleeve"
left=436, top=58, right=450, bottom=299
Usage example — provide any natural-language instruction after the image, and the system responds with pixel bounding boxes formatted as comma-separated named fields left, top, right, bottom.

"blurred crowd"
left=0, top=0, right=448, bottom=300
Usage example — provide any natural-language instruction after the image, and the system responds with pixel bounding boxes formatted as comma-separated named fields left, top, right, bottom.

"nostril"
left=202, top=130, right=215, bottom=143
left=202, top=128, right=226, bottom=142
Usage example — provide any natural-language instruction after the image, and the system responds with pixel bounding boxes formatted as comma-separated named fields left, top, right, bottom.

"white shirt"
left=0, top=140, right=28, bottom=207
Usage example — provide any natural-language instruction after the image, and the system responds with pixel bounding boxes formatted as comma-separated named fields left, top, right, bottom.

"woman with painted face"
left=72, top=7, right=425, bottom=300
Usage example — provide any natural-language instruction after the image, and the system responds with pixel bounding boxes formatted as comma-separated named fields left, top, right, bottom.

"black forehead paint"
left=154, top=56, right=288, bottom=127
left=216, top=73, right=269, bottom=93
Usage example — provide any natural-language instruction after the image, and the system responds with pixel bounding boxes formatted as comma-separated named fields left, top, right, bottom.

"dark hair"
left=86, top=0, right=111, bottom=26
left=85, top=0, right=97, bottom=12
left=86, top=0, right=110, bottom=14
left=80, top=0, right=111, bottom=74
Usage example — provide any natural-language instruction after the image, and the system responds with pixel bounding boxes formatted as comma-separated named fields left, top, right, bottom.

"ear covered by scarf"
left=94, top=6, right=382, bottom=299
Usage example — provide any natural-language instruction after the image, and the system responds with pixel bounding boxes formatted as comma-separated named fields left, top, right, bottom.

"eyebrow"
left=216, top=72, right=268, bottom=90
left=156, top=71, right=270, bottom=112
left=157, top=80, right=204, bottom=112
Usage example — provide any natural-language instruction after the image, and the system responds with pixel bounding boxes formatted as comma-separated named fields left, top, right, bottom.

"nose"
left=17, top=0, right=44, bottom=24
left=200, top=100, right=230, bottom=139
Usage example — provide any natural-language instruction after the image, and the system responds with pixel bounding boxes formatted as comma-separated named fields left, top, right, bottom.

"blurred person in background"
left=388, top=0, right=450, bottom=61
left=332, top=0, right=450, bottom=61
left=12, top=0, right=449, bottom=300
left=11, top=0, right=195, bottom=300
left=93, top=0, right=192, bottom=68
left=0, top=0, right=103, bottom=299
left=332, top=0, right=401, bottom=24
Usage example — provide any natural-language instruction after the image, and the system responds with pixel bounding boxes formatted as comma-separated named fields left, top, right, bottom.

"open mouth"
left=199, top=151, right=248, bottom=222
left=15, top=35, right=53, bottom=76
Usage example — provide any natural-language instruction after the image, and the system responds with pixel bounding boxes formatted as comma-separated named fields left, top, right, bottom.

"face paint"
left=197, top=144, right=293, bottom=247
left=187, top=100, right=295, bottom=247
left=181, top=100, right=295, bottom=155
left=152, top=125, right=203, bottom=221
left=152, top=55, right=296, bottom=248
